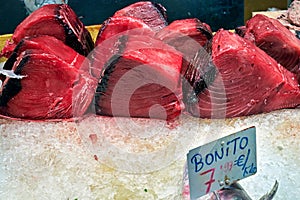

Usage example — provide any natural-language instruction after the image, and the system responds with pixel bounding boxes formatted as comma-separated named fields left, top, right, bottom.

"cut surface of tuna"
left=95, top=16, right=155, bottom=47
left=244, top=14, right=300, bottom=80
left=0, top=37, right=97, bottom=119
left=112, top=1, right=168, bottom=32
left=188, top=30, right=300, bottom=118
left=94, top=34, right=183, bottom=121
left=2, top=35, right=86, bottom=72
left=156, top=18, right=213, bottom=74
left=156, top=18, right=212, bottom=47
left=1, top=4, right=94, bottom=58
left=93, top=16, right=155, bottom=78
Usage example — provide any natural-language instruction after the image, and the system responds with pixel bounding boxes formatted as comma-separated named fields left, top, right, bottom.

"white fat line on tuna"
left=71, top=54, right=80, bottom=66
left=0, top=62, right=27, bottom=79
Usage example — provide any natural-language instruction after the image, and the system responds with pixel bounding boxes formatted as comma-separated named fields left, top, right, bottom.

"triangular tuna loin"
left=95, top=16, right=155, bottom=47
left=244, top=14, right=300, bottom=80
left=188, top=30, right=300, bottom=118
left=94, top=35, right=184, bottom=121
left=1, top=4, right=94, bottom=58
left=0, top=36, right=97, bottom=119
left=156, top=18, right=213, bottom=74
left=112, top=1, right=168, bottom=32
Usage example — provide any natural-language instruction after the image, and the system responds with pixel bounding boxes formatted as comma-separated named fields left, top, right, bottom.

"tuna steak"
left=94, top=34, right=183, bottom=120
left=95, top=16, right=155, bottom=47
left=156, top=18, right=213, bottom=75
left=0, top=36, right=97, bottom=119
left=112, top=1, right=168, bottom=32
left=187, top=30, right=300, bottom=118
left=243, top=14, right=300, bottom=80
left=1, top=4, right=94, bottom=58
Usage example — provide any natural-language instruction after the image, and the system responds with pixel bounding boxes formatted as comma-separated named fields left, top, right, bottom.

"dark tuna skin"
left=235, top=25, right=247, bottom=37
left=182, top=47, right=217, bottom=110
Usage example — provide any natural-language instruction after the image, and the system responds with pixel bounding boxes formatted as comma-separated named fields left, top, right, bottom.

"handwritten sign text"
left=187, top=127, right=257, bottom=200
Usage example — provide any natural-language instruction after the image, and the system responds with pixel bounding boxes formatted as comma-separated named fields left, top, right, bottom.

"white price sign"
left=187, top=127, right=257, bottom=200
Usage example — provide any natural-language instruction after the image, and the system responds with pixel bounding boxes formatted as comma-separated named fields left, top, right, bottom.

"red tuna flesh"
left=244, top=14, right=300, bottom=80
left=156, top=18, right=212, bottom=47
left=95, top=16, right=155, bottom=46
left=112, top=1, right=168, bottom=32
left=0, top=36, right=97, bottom=119
left=156, top=18, right=213, bottom=74
left=188, top=30, right=300, bottom=118
left=2, top=35, right=88, bottom=73
left=1, top=4, right=94, bottom=58
left=92, top=16, right=155, bottom=78
left=94, top=34, right=183, bottom=121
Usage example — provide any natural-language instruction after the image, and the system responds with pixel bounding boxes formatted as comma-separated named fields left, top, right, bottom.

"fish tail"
left=259, top=180, right=279, bottom=200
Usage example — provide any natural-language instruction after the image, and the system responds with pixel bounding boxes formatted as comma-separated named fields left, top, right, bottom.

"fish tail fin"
left=259, top=180, right=279, bottom=200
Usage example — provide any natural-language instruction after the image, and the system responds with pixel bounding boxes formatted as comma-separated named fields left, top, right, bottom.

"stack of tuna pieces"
left=0, top=2, right=300, bottom=121
left=0, top=4, right=96, bottom=119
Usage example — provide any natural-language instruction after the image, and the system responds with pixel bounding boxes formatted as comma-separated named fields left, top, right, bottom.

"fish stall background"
left=0, top=0, right=245, bottom=34
left=0, top=0, right=290, bottom=35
